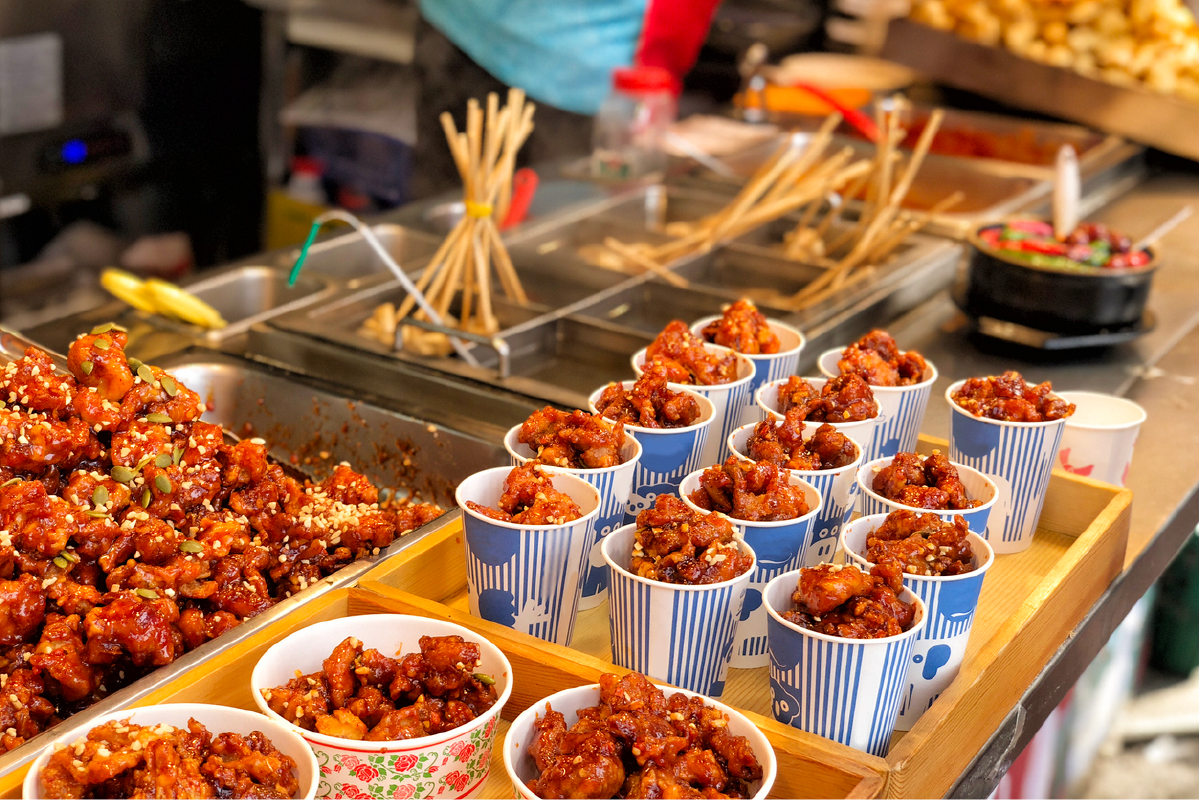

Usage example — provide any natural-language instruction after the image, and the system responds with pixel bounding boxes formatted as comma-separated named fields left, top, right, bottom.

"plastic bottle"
left=591, top=66, right=677, bottom=180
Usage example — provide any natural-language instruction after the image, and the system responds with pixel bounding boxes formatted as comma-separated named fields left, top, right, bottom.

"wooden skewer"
left=603, top=237, right=690, bottom=287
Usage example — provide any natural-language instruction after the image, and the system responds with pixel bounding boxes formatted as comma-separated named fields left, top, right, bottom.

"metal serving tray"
left=269, top=223, right=442, bottom=287
left=0, top=350, right=509, bottom=780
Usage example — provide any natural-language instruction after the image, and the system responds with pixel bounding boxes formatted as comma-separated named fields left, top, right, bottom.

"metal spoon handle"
left=1052, top=145, right=1080, bottom=240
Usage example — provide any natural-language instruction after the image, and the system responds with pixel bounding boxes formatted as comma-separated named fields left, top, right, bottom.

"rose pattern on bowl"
left=316, top=716, right=497, bottom=799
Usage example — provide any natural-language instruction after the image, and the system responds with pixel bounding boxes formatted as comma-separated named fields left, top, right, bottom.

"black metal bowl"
left=963, top=223, right=1158, bottom=335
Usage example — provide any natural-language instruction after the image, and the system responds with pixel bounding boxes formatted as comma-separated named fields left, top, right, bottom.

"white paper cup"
left=24, top=703, right=319, bottom=800
left=588, top=382, right=715, bottom=525
left=819, top=347, right=938, bottom=462
left=856, top=455, right=998, bottom=534
left=690, top=315, right=806, bottom=429
left=502, top=682, right=777, bottom=799
left=765, top=569, right=926, bottom=756
left=728, top=421, right=864, bottom=567
left=632, top=343, right=756, bottom=467
left=841, top=514, right=994, bottom=731
left=456, top=468, right=600, bottom=644
left=602, top=523, right=755, bottom=698
left=754, top=377, right=882, bottom=450
left=1053, top=391, right=1146, bottom=486
left=945, top=381, right=1069, bottom=554
left=504, top=424, right=642, bottom=610
left=680, top=469, right=822, bottom=668
left=252, top=614, right=513, bottom=800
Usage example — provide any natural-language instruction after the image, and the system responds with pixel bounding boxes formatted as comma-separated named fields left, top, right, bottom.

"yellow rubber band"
left=465, top=201, right=494, bottom=218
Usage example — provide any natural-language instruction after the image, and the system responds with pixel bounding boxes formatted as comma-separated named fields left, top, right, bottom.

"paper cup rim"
left=631, top=344, right=758, bottom=389
left=689, top=315, right=807, bottom=359
left=602, top=522, right=758, bottom=592
left=251, top=614, right=514, bottom=750
left=503, top=424, right=643, bottom=475
left=1054, top=390, right=1148, bottom=430
left=502, top=682, right=777, bottom=800
left=945, top=380, right=1073, bottom=429
left=679, top=468, right=823, bottom=529
left=456, top=467, right=602, bottom=530
left=728, top=420, right=865, bottom=477
left=856, top=456, right=999, bottom=514
left=817, top=346, right=939, bottom=390
left=764, top=569, right=927, bottom=645
left=839, top=513, right=996, bottom=581
left=588, top=381, right=717, bottom=434
left=23, top=703, right=320, bottom=800
left=754, top=377, right=883, bottom=422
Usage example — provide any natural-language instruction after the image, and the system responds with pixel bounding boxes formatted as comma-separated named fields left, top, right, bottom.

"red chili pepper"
left=1016, top=238, right=1068, bottom=256
left=1007, top=219, right=1055, bottom=236
left=979, top=228, right=1002, bottom=246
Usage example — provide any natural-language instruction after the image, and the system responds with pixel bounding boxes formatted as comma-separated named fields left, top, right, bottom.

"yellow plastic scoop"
left=100, top=268, right=227, bottom=329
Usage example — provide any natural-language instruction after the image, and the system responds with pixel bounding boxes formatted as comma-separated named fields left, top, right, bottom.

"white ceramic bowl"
left=252, top=614, right=513, bottom=799
left=23, top=703, right=319, bottom=799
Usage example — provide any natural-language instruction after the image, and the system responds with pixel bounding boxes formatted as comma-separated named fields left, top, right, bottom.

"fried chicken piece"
left=951, top=371, right=1075, bottom=422
left=783, top=563, right=917, bottom=639
left=68, top=332, right=134, bottom=402
left=645, top=321, right=740, bottom=386
left=0, top=348, right=76, bottom=418
left=0, top=574, right=47, bottom=646
left=519, top=407, right=627, bottom=469
left=631, top=495, right=752, bottom=585
left=464, top=463, right=583, bottom=525
left=595, top=365, right=702, bottom=429
left=700, top=299, right=781, bottom=355
left=866, top=510, right=976, bottom=578
left=260, top=670, right=331, bottom=731
left=837, top=330, right=928, bottom=387
left=746, top=416, right=858, bottom=471
left=689, top=458, right=810, bottom=522
left=83, top=592, right=183, bottom=667
left=30, top=613, right=96, bottom=702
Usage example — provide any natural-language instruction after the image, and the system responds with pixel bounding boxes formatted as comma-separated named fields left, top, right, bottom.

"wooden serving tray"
left=358, top=435, right=1131, bottom=799
left=0, top=587, right=884, bottom=800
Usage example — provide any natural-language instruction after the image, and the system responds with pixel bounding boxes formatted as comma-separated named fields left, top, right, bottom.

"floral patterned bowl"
left=252, top=614, right=513, bottom=800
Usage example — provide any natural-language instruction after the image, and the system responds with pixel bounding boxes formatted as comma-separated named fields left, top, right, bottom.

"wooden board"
left=360, top=435, right=1131, bottom=799
left=0, top=587, right=884, bottom=800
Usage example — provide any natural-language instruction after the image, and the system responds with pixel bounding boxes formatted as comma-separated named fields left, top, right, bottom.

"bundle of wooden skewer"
left=597, top=114, right=873, bottom=287
left=361, top=89, right=534, bottom=355
left=783, top=99, right=962, bottom=309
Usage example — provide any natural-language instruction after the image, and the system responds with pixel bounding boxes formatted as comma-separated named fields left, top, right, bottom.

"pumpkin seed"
left=155, top=474, right=172, bottom=494
left=53, top=556, right=69, bottom=569
left=1, top=477, right=21, bottom=488
left=472, top=673, right=496, bottom=686
left=86, top=510, right=109, bottom=518
left=155, top=454, right=172, bottom=468
left=135, top=588, right=159, bottom=600
left=92, top=486, right=109, bottom=507
left=110, top=466, right=135, bottom=483
left=137, top=365, right=154, bottom=384
left=141, top=489, right=151, bottom=508
left=146, top=412, right=172, bottom=424
left=172, top=447, right=184, bottom=466
left=62, top=551, right=78, bottom=563
left=80, top=361, right=94, bottom=376
left=134, top=456, right=154, bottom=473
left=91, top=323, right=117, bottom=334
left=93, top=338, right=111, bottom=351
left=179, top=540, right=204, bottom=554
left=127, top=357, right=143, bottom=372
left=160, top=376, right=178, bottom=397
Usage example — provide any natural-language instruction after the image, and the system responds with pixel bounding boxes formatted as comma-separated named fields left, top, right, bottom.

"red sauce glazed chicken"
left=594, top=366, right=701, bottom=430
left=775, top=374, right=877, bottom=422
left=871, top=451, right=982, bottom=510
left=631, top=495, right=753, bottom=585
left=836, top=330, right=927, bottom=387
left=261, top=634, right=497, bottom=741
left=699, top=299, right=781, bottom=355
left=864, top=510, right=976, bottom=578
left=0, top=329, right=442, bottom=756
left=40, top=717, right=300, bottom=799
left=644, top=321, right=740, bottom=386
left=519, top=407, right=626, bottom=469
left=464, top=463, right=583, bottom=525
left=782, top=563, right=916, bottom=639
left=951, top=371, right=1075, bottom=422
left=526, top=672, right=763, bottom=799
left=689, top=458, right=810, bottom=522
left=746, top=418, right=858, bottom=471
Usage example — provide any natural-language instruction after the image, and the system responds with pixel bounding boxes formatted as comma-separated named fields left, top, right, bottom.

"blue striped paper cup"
left=680, top=469, right=822, bottom=668
left=765, top=568, right=926, bottom=756
left=728, top=421, right=864, bottom=568
left=818, top=348, right=938, bottom=462
left=945, top=381, right=1069, bottom=554
left=754, top=377, right=882, bottom=451
left=456, top=468, right=601, bottom=646
left=632, top=344, right=756, bottom=468
left=602, top=523, right=755, bottom=698
left=856, top=455, right=998, bottom=534
left=690, top=316, right=806, bottom=430
left=841, top=514, right=994, bottom=730
left=589, top=382, right=715, bottom=526
left=504, top=424, right=642, bottom=611
left=502, top=683, right=778, bottom=799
